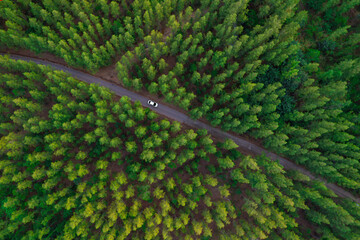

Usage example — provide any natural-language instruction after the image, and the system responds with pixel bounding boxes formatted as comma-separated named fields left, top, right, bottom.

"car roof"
left=148, top=100, right=157, bottom=105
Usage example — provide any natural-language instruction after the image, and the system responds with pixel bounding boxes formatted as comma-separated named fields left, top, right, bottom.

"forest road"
left=3, top=53, right=360, bottom=204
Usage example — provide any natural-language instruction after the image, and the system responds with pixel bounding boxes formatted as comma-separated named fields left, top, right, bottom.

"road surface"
left=2, top=53, right=359, bottom=204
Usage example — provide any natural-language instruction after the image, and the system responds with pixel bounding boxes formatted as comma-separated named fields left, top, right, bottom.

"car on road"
left=147, top=100, right=158, bottom=107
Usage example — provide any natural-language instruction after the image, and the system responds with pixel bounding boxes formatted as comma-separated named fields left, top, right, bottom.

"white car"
left=147, top=100, right=158, bottom=107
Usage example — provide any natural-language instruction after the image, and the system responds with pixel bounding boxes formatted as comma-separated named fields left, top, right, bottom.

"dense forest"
left=1, top=0, right=359, bottom=193
left=1, top=56, right=360, bottom=239
left=0, top=0, right=360, bottom=239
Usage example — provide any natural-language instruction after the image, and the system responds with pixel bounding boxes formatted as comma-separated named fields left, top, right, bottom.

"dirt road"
left=3, top=53, right=359, bottom=204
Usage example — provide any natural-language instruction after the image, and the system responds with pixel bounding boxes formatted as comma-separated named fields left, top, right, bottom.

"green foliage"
left=1, top=0, right=360, bottom=239
left=305, top=0, right=326, bottom=11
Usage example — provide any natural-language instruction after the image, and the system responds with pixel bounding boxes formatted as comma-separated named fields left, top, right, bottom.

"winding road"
left=2, top=53, right=360, bottom=204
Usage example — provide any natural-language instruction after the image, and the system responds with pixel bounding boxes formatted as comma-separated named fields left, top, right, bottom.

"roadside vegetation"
left=1, top=0, right=359, bottom=194
left=1, top=56, right=360, bottom=239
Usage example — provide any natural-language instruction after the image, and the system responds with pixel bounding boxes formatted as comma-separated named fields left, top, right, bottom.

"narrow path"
left=2, top=53, right=359, bottom=204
